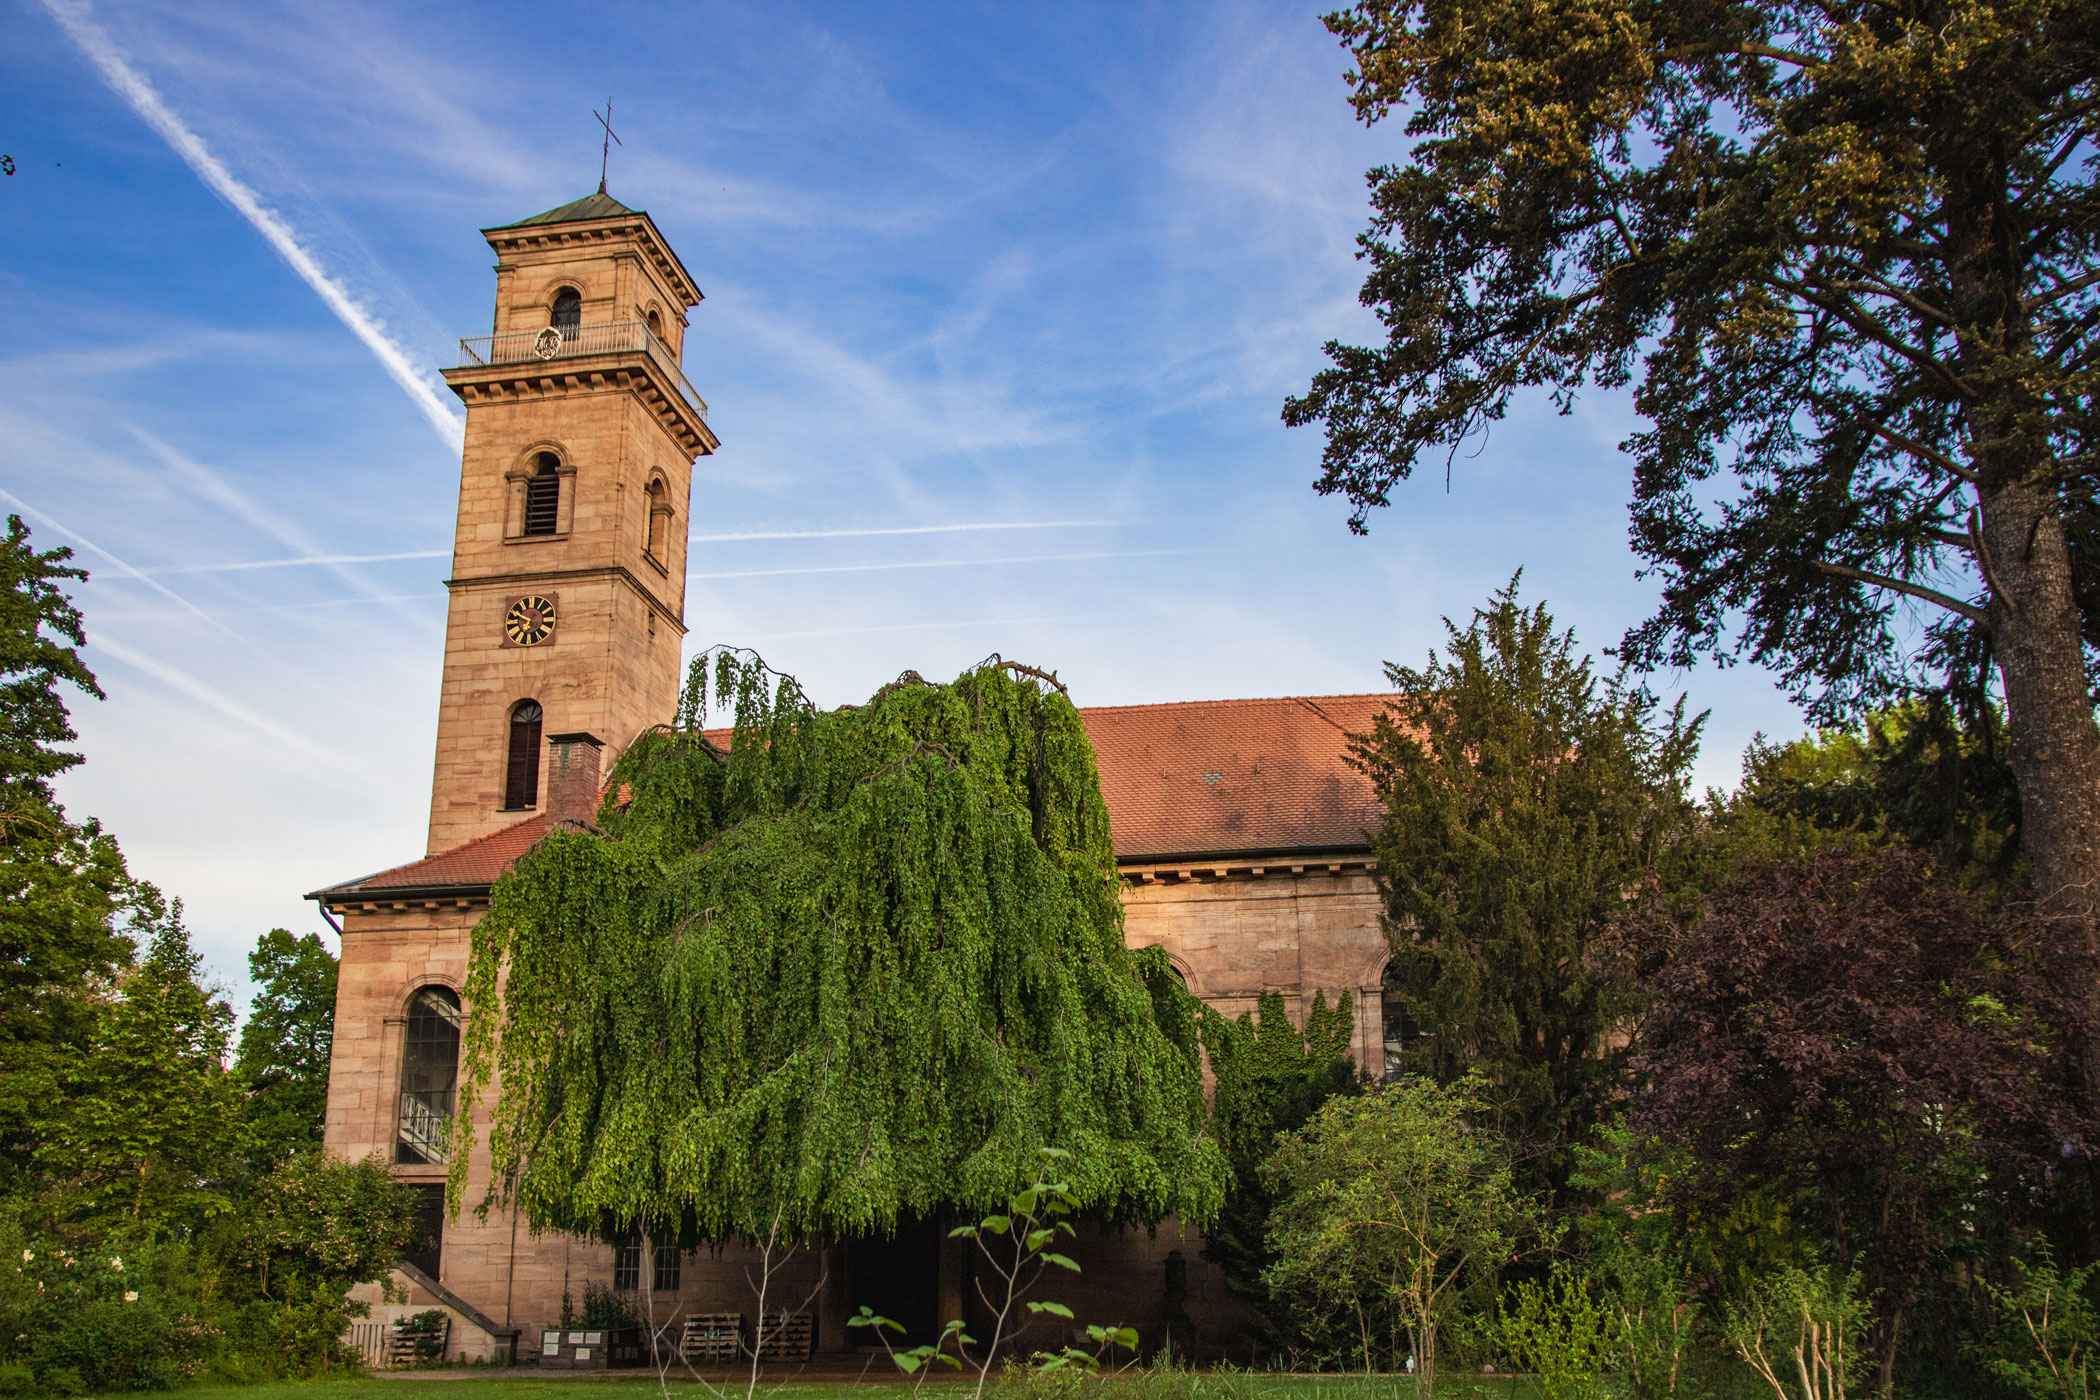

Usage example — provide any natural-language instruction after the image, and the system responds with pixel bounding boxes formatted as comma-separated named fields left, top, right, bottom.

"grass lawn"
left=170, top=1375, right=1543, bottom=1400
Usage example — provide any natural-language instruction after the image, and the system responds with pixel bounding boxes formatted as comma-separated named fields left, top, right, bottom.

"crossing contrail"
left=39, top=0, right=466, bottom=450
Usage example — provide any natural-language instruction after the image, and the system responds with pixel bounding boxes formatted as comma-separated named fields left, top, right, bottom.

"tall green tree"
left=40, top=898, right=245, bottom=1235
left=1355, top=581, right=1700, bottom=1201
left=1285, top=0, right=2100, bottom=936
left=1200, top=991, right=1360, bottom=1352
left=234, top=930, right=338, bottom=1169
left=0, top=514, right=100, bottom=801
left=0, top=516, right=133, bottom=1190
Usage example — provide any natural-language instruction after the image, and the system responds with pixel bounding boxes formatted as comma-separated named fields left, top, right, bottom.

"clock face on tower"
left=504, top=594, right=558, bottom=647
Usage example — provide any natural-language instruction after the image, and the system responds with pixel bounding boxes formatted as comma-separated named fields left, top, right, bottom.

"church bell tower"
left=427, top=192, right=717, bottom=854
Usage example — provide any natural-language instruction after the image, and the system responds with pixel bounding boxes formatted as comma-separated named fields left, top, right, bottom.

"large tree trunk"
left=1980, top=479, right=2100, bottom=928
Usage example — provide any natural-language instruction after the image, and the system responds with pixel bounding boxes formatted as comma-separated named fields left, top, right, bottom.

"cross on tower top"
left=594, top=99, right=622, bottom=194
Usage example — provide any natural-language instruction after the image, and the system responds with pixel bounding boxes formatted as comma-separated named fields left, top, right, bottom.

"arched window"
left=1381, top=966, right=1422, bottom=1081
left=505, top=700, right=544, bottom=810
left=397, top=985, right=462, bottom=1165
left=551, top=287, right=582, bottom=338
left=645, top=477, right=670, bottom=562
left=522, top=453, right=561, bottom=537
left=645, top=309, right=664, bottom=340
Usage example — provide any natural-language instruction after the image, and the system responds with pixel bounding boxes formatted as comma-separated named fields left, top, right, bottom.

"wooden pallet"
left=753, top=1311, right=812, bottom=1361
left=385, top=1317, right=450, bottom=1368
left=679, top=1313, right=745, bottom=1364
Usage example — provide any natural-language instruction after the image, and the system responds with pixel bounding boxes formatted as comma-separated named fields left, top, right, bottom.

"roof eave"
left=1114, top=841, right=1377, bottom=866
left=309, top=880, right=495, bottom=905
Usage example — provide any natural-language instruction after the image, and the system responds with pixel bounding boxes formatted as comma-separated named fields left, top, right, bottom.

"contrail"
left=691, top=520, right=1114, bottom=543
left=93, top=637, right=385, bottom=793
left=738, top=613, right=1091, bottom=642
left=0, top=485, right=246, bottom=643
left=690, top=548, right=1218, bottom=581
left=39, top=0, right=465, bottom=450
left=150, top=550, right=449, bottom=575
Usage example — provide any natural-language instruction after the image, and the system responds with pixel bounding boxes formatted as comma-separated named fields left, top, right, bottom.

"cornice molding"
left=481, top=212, right=702, bottom=309
left=442, top=355, right=719, bottom=457
left=445, top=563, right=687, bottom=631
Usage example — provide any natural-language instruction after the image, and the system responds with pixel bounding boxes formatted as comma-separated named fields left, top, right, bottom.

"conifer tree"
left=41, top=898, right=245, bottom=1234
left=0, top=516, right=132, bottom=1190
left=1287, top=0, right=2100, bottom=939
left=234, top=930, right=338, bottom=1169
left=1355, top=580, right=1700, bottom=1201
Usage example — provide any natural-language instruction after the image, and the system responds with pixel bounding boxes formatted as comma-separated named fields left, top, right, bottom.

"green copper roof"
left=494, top=190, right=639, bottom=228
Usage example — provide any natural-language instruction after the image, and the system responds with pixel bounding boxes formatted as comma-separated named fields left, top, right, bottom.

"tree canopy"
left=1635, top=847, right=2085, bottom=1391
left=1356, top=580, right=1701, bottom=1201
left=0, top=514, right=100, bottom=803
left=1287, top=0, right=2100, bottom=927
left=0, top=516, right=134, bottom=1193
left=234, top=930, right=339, bottom=1170
left=457, top=652, right=1225, bottom=1245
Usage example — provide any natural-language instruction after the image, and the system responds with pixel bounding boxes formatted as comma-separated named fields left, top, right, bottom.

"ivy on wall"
left=456, top=651, right=1225, bottom=1245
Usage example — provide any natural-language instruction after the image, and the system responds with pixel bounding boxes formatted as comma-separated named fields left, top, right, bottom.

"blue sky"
left=5, top=0, right=1808, bottom=1006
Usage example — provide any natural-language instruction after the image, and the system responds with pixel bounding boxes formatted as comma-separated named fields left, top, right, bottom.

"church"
left=310, top=192, right=1404, bottom=1365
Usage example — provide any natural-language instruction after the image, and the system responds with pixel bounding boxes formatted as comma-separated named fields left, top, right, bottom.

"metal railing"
left=456, top=320, right=709, bottom=419
left=397, top=1092, right=451, bottom=1165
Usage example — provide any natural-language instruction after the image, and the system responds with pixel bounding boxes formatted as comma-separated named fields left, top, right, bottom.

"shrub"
left=1493, top=1263, right=1614, bottom=1400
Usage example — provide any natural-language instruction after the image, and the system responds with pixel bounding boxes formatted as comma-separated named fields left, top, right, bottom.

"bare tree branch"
left=1813, top=561, right=1987, bottom=623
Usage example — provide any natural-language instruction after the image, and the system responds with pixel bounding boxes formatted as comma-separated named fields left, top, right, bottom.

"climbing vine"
left=455, top=651, right=1225, bottom=1245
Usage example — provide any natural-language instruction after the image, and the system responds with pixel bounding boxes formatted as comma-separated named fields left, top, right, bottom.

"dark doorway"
left=849, top=1218, right=940, bottom=1347
left=405, top=1183, right=446, bottom=1279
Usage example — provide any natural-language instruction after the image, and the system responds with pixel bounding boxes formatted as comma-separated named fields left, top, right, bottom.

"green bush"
left=1493, top=1263, right=1613, bottom=1400
left=1980, top=1244, right=2099, bottom=1400
left=0, top=1151, right=416, bottom=1391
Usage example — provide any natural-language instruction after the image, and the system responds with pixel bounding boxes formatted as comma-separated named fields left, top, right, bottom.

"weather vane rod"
left=595, top=99, right=622, bottom=194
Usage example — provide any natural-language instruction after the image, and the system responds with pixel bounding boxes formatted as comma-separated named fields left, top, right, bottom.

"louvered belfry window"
left=523, top=454, right=561, bottom=537
left=505, top=700, right=544, bottom=809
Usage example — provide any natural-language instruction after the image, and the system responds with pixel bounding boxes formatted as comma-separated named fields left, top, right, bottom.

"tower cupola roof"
left=492, top=190, right=638, bottom=229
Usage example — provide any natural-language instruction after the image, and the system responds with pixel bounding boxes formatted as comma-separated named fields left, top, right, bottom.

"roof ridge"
left=1076, top=692, right=1391, bottom=716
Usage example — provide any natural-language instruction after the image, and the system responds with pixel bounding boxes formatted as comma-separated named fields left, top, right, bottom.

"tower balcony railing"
left=455, top=320, right=709, bottom=419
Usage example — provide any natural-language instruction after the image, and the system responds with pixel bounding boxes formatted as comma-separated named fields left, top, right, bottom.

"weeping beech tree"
left=452, top=652, right=1225, bottom=1246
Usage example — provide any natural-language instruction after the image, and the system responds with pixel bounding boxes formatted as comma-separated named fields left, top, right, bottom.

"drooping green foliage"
left=459, top=651, right=1224, bottom=1245
left=234, top=930, right=339, bottom=1170
left=1354, top=580, right=1701, bottom=1202
left=1200, top=990, right=1360, bottom=1350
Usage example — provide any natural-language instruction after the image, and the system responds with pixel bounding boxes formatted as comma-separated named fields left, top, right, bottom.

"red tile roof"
left=1081, top=694, right=1388, bottom=861
left=314, top=693, right=1392, bottom=901
left=314, top=813, right=553, bottom=897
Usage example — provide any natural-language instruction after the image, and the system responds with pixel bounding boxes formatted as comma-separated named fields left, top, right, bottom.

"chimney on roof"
left=544, top=732, right=604, bottom=824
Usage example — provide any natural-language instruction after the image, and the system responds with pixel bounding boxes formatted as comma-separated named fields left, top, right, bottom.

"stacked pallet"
left=753, top=1312, right=813, bottom=1361
left=679, top=1313, right=745, bottom=1364
left=384, top=1315, right=449, bottom=1368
